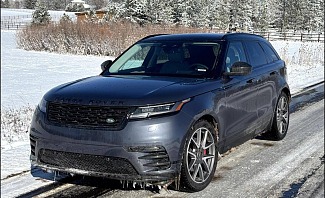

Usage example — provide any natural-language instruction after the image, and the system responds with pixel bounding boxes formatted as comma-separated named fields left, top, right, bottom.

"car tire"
left=180, top=120, right=218, bottom=192
left=268, top=92, right=290, bottom=140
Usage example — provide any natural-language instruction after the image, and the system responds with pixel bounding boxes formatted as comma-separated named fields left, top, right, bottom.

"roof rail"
left=139, top=34, right=169, bottom=41
left=222, top=32, right=265, bottom=40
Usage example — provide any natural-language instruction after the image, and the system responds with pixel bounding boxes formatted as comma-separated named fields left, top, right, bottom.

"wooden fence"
left=252, top=31, right=324, bottom=42
left=1, top=21, right=29, bottom=30
left=1, top=15, right=32, bottom=20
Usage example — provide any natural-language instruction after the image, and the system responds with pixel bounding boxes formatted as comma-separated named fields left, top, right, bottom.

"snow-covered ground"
left=0, top=28, right=324, bottom=197
left=1, top=30, right=109, bottom=109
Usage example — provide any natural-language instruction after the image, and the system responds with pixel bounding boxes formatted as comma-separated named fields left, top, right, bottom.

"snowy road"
left=1, top=84, right=323, bottom=198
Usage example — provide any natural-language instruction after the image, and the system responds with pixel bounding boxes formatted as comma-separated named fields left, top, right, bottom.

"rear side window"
left=260, top=42, right=279, bottom=62
left=245, top=41, right=268, bottom=67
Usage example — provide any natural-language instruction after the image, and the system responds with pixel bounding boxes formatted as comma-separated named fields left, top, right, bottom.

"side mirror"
left=224, top=62, right=252, bottom=76
left=101, top=60, right=113, bottom=71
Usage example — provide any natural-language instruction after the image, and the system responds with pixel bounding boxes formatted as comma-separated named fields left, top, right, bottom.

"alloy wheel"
left=186, top=127, right=216, bottom=183
left=276, top=96, right=289, bottom=134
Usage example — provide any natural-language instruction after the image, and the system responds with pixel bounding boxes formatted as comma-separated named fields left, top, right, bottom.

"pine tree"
left=254, top=0, right=269, bottom=31
left=1, top=0, right=10, bottom=8
left=93, top=0, right=324, bottom=31
left=123, top=0, right=152, bottom=25
left=59, top=13, right=72, bottom=23
left=24, top=0, right=37, bottom=9
left=48, top=0, right=67, bottom=10
left=31, top=2, right=51, bottom=25
left=215, top=0, right=231, bottom=30
left=310, top=0, right=324, bottom=32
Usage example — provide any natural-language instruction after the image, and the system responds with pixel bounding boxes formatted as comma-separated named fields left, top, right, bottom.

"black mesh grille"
left=47, top=102, right=131, bottom=129
left=39, top=149, right=138, bottom=175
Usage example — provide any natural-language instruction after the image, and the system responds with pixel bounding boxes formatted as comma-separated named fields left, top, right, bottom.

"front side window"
left=106, top=41, right=222, bottom=78
left=225, top=41, right=247, bottom=72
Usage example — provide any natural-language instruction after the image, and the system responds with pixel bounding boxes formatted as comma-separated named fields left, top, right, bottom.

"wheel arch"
left=195, top=115, right=219, bottom=139
left=177, top=113, right=220, bottom=169
left=281, top=87, right=291, bottom=102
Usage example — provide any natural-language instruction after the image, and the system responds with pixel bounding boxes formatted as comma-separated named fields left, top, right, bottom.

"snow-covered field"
left=1, top=8, right=77, bottom=21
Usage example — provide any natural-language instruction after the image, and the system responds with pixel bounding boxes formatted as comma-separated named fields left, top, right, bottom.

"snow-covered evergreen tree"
left=122, top=0, right=152, bottom=25
left=59, top=13, right=72, bottom=23
left=24, top=0, right=37, bottom=9
left=98, top=0, right=325, bottom=32
left=254, top=0, right=269, bottom=31
left=1, top=0, right=10, bottom=8
left=104, top=2, right=124, bottom=22
left=310, top=0, right=324, bottom=32
left=31, top=3, right=51, bottom=25
left=39, top=0, right=66, bottom=10
left=214, top=0, right=231, bottom=30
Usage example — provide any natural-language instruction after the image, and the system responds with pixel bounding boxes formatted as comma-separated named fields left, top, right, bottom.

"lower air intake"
left=39, top=149, right=138, bottom=175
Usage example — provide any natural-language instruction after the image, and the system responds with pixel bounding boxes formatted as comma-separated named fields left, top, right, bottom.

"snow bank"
left=271, top=41, right=324, bottom=94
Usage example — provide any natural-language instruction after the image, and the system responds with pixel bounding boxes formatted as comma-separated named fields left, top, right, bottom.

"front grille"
left=39, top=149, right=138, bottom=175
left=47, top=102, right=131, bottom=129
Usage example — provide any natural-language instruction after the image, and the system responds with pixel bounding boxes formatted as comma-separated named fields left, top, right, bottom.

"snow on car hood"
left=44, top=75, right=221, bottom=106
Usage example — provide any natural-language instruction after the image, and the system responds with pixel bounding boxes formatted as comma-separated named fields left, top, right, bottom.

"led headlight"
left=129, top=98, right=191, bottom=119
left=38, top=98, right=47, bottom=113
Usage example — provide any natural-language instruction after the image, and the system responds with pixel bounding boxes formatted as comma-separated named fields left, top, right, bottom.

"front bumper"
left=30, top=107, right=193, bottom=183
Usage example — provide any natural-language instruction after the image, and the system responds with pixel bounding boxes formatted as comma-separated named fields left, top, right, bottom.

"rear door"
left=243, top=40, right=278, bottom=133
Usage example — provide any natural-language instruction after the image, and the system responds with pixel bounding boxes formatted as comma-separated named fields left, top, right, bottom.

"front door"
left=221, top=41, right=259, bottom=150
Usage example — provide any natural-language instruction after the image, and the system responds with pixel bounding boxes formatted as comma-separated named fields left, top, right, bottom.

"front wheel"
left=180, top=120, right=218, bottom=192
left=269, top=92, right=290, bottom=140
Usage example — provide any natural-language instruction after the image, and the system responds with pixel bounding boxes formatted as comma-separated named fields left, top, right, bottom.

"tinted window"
left=260, top=42, right=279, bottom=62
left=107, top=42, right=221, bottom=78
left=225, top=42, right=247, bottom=72
left=245, top=41, right=268, bottom=67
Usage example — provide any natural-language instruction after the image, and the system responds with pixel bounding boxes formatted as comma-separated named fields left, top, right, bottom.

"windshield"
left=107, top=41, right=222, bottom=78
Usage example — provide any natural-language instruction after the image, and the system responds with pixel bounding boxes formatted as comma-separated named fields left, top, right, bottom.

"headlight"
left=38, top=98, right=47, bottom=113
left=129, top=98, right=191, bottom=119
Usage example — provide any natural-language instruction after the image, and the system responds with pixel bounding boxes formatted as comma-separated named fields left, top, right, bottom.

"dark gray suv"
left=30, top=33, right=290, bottom=192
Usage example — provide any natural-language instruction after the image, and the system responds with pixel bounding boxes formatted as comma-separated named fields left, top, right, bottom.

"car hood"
left=44, top=75, right=222, bottom=106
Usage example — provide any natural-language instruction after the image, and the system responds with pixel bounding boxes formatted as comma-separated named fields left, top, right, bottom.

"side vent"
left=30, top=135, right=37, bottom=156
left=127, top=146, right=171, bottom=171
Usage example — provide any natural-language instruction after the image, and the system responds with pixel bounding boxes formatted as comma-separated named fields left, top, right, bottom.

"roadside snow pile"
left=273, top=41, right=324, bottom=94
left=1, top=106, right=35, bottom=148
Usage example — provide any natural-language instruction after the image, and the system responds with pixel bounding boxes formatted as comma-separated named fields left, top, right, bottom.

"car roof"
left=139, top=32, right=266, bottom=43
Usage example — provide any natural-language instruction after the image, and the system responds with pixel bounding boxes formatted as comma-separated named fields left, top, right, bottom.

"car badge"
left=106, top=118, right=116, bottom=124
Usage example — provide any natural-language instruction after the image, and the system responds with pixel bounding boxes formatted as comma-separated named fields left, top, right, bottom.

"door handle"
left=270, top=71, right=277, bottom=76
left=246, top=79, right=255, bottom=83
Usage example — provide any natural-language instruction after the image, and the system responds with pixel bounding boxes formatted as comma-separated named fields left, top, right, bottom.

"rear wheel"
left=181, top=120, right=218, bottom=192
left=268, top=92, right=290, bottom=140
